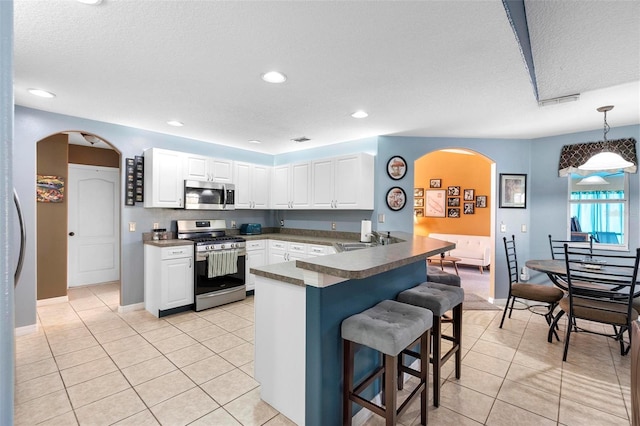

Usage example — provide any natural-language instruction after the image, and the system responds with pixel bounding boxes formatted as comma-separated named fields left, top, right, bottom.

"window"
left=568, top=173, right=628, bottom=249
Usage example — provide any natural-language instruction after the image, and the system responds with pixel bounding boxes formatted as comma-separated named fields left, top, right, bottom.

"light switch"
left=521, top=224, right=527, bottom=233
left=378, top=214, right=385, bottom=223
left=129, top=222, right=136, bottom=232
left=500, top=224, right=506, bottom=233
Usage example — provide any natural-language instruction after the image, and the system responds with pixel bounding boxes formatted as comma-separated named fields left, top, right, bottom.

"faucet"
left=369, top=231, right=384, bottom=245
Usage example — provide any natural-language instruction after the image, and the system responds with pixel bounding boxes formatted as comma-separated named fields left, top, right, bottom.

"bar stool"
left=342, top=300, right=433, bottom=425
left=426, top=265, right=461, bottom=287
left=397, top=282, right=464, bottom=407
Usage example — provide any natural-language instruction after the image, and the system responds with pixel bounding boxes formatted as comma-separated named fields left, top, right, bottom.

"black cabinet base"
left=159, top=304, right=194, bottom=318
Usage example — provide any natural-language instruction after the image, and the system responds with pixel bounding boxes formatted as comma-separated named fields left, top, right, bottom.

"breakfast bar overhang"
left=251, top=234, right=454, bottom=425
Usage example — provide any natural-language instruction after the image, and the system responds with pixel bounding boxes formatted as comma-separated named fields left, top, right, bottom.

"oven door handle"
left=222, top=184, right=228, bottom=210
left=199, top=286, right=244, bottom=298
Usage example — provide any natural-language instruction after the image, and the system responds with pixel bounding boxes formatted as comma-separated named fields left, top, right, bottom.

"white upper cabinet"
left=144, top=148, right=184, bottom=208
left=234, top=162, right=271, bottom=209
left=312, top=153, right=374, bottom=209
left=184, top=154, right=233, bottom=183
left=271, top=162, right=312, bottom=209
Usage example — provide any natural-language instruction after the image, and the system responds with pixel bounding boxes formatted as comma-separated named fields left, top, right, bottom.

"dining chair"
left=548, top=234, right=593, bottom=260
left=500, top=235, right=564, bottom=332
left=548, top=246, right=640, bottom=361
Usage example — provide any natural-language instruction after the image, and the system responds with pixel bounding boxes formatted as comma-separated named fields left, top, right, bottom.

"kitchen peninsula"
left=251, top=233, right=454, bottom=425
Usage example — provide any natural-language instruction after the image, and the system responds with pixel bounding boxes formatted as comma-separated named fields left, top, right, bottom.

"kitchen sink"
left=334, top=242, right=379, bottom=252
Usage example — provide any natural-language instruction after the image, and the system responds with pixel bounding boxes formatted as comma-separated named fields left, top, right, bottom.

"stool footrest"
left=353, top=366, right=384, bottom=396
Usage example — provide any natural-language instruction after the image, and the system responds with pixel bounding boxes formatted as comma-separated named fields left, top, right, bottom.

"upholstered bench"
left=342, top=299, right=433, bottom=425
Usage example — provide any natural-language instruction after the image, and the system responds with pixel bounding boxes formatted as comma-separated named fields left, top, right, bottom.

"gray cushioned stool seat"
left=427, top=266, right=461, bottom=287
left=397, top=282, right=464, bottom=316
left=341, top=300, right=433, bottom=356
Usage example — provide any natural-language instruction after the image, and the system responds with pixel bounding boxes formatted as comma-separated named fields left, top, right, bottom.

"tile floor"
left=14, top=282, right=632, bottom=425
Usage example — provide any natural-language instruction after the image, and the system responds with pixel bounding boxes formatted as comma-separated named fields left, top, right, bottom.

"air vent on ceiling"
left=291, top=137, right=310, bottom=143
left=538, top=94, right=580, bottom=107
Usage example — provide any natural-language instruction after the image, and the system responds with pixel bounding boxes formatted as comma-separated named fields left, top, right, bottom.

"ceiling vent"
left=538, top=94, right=580, bottom=107
left=291, top=137, right=310, bottom=143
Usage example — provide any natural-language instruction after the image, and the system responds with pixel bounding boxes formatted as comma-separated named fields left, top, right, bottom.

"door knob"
left=69, top=232, right=75, bottom=236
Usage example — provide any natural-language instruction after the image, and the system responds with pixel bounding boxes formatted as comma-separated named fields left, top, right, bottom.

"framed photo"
left=429, top=179, right=442, bottom=188
left=386, top=156, right=407, bottom=180
left=447, top=208, right=460, bottom=218
left=464, top=202, right=475, bottom=214
left=447, top=197, right=460, bottom=207
left=476, top=195, right=487, bottom=208
left=447, top=186, right=460, bottom=197
left=463, top=189, right=474, bottom=201
left=37, top=175, right=64, bottom=203
left=414, top=187, right=424, bottom=197
left=414, top=198, right=424, bottom=207
left=499, top=174, right=527, bottom=208
left=414, top=208, right=424, bottom=217
left=386, top=187, right=407, bottom=211
left=425, top=190, right=446, bottom=217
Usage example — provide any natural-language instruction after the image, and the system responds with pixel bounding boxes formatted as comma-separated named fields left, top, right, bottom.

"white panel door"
left=68, top=165, right=120, bottom=287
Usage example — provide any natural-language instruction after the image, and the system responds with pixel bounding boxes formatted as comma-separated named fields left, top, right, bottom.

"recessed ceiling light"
left=77, top=0, right=103, bottom=5
left=261, top=71, right=287, bottom=84
left=351, top=111, right=368, bottom=118
left=248, top=140, right=261, bottom=144
left=166, top=120, right=184, bottom=127
left=291, top=137, right=310, bottom=143
left=27, top=88, right=56, bottom=98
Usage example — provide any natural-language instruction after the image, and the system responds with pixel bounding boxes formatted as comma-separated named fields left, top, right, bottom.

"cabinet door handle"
left=189, top=258, right=192, bottom=268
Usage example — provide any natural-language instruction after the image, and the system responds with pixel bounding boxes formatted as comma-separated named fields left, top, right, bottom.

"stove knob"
left=208, top=245, right=214, bottom=251
left=221, top=244, right=226, bottom=249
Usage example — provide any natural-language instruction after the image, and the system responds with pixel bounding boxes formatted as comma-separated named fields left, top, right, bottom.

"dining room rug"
left=463, top=292, right=501, bottom=311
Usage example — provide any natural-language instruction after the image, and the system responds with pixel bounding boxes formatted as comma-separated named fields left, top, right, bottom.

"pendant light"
left=576, top=175, right=609, bottom=185
left=579, top=105, right=633, bottom=171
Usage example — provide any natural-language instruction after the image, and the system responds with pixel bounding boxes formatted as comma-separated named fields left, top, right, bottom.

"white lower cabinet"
left=144, top=244, right=194, bottom=317
left=268, top=240, right=309, bottom=263
left=245, top=240, right=267, bottom=292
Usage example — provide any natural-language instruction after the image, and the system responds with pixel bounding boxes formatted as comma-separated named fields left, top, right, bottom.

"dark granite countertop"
left=251, top=232, right=454, bottom=286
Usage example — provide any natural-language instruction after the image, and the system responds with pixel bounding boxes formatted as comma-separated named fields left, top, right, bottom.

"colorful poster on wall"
left=36, top=175, right=65, bottom=203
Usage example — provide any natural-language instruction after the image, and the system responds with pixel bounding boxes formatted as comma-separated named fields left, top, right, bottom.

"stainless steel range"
left=177, top=219, right=246, bottom=311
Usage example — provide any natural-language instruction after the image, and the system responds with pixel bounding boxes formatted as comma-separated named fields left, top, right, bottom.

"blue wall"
left=11, top=105, right=640, bottom=327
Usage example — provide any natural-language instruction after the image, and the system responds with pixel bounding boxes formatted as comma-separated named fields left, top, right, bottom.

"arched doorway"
left=36, top=131, right=122, bottom=307
left=413, top=148, right=496, bottom=299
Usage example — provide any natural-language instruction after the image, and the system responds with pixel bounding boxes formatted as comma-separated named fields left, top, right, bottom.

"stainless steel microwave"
left=184, top=180, right=235, bottom=210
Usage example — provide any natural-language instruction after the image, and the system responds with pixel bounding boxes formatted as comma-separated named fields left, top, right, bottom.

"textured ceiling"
left=13, top=0, right=640, bottom=154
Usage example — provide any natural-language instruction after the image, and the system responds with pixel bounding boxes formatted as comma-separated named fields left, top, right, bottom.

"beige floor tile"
left=112, top=409, right=160, bottom=425
left=216, top=316, right=253, bottom=332
left=560, top=368, right=628, bottom=418
left=14, top=389, right=72, bottom=425
left=67, top=370, right=131, bottom=408
left=470, top=339, right=516, bottom=362
left=134, top=369, right=196, bottom=407
left=15, top=371, right=64, bottom=405
left=559, top=396, right=630, bottom=426
left=202, top=332, right=246, bottom=353
left=264, top=413, right=298, bottom=425
left=120, top=355, right=177, bottom=386
left=74, top=388, right=146, bottom=426
left=233, top=325, right=255, bottom=342
left=486, top=399, right=556, bottom=426
left=181, top=354, right=236, bottom=385
left=151, top=387, right=219, bottom=426
left=92, top=324, right=137, bottom=344
left=219, top=342, right=255, bottom=367
left=110, top=343, right=162, bottom=369
left=59, top=355, right=118, bottom=387
left=36, top=410, right=78, bottom=426
left=45, top=326, right=92, bottom=344
left=54, top=345, right=108, bottom=370
left=223, top=388, right=279, bottom=426
left=462, top=350, right=511, bottom=378
left=201, top=368, right=259, bottom=405
left=152, top=333, right=198, bottom=354
left=479, top=327, right=523, bottom=349
left=164, top=310, right=202, bottom=324
left=48, top=335, right=99, bottom=356
left=14, top=345, right=53, bottom=367
left=424, top=405, right=483, bottom=425
left=173, top=317, right=214, bottom=332
left=127, top=318, right=171, bottom=334
left=165, top=342, right=215, bottom=368
left=84, top=316, right=128, bottom=334
left=101, top=334, right=149, bottom=355
left=239, top=360, right=255, bottom=378
left=190, top=407, right=242, bottom=425
left=497, top=379, right=559, bottom=421
left=504, top=362, right=561, bottom=395
left=446, top=365, right=504, bottom=398
left=15, top=357, right=58, bottom=383
left=141, top=323, right=183, bottom=343
left=186, top=324, right=228, bottom=342
left=439, top=381, right=494, bottom=423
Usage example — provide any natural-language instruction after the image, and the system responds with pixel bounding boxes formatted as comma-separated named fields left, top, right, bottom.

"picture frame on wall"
left=447, top=186, right=460, bottom=196
left=464, top=202, right=475, bottom=214
left=499, top=173, right=527, bottom=208
left=386, top=156, right=407, bottom=180
left=447, top=197, right=460, bottom=207
left=463, top=189, right=474, bottom=201
left=429, top=179, right=442, bottom=188
left=414, top=208, right=424, bottom=217
left=425, top=190, right=446, bottom=217
left=386, top=187, right=407, bottom=211
left=414, top=197, right=424, bottom=207
left=414, top=187, right=424, bottom=197
left=447, top=208, right=460, bottom=218
left=476, top=195, right=487, bottom=208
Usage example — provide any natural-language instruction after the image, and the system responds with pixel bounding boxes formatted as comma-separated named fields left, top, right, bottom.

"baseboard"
left=15, top=323, right=39, bottom=336
left=36, top=296, right=69, bottom=306
left=118, top=302, right=144, bottom=314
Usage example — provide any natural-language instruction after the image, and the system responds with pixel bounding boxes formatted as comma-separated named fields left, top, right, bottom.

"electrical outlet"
left=129, top=222, right=136, bottom=232
left=280, top=219, right=284, bottom=227
left=231, top=220, right=236, bottom=228
left=500, top=223, right=507, bottom=233
left=331, top=222, right=336, bottom=230
left=153, top=222, right=159, bottom=230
